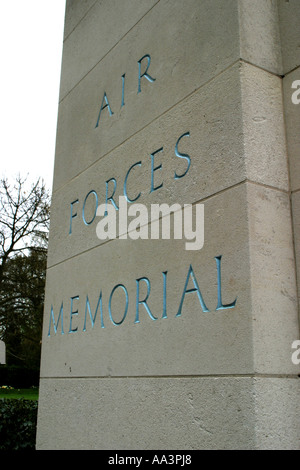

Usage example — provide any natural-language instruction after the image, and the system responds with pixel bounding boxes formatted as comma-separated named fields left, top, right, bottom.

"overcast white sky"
left=0, top=1, right=66, bottom=192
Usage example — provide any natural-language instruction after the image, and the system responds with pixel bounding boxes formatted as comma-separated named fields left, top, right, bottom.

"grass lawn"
left=0, top=388, right=39, bottom=400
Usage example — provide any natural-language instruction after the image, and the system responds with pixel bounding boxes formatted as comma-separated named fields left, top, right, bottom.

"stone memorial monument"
left=36, top=0, right=300, bottom=449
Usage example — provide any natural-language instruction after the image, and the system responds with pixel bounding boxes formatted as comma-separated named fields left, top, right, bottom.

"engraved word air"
left=96, top=196, right=204, bottom=251
left=95, top=53, right=156, bottom=128
left=47, top=256, right=237, bottom=337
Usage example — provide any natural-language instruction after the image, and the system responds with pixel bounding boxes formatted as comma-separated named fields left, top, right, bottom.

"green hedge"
left=0, top=398, right=38, bottom=450
left=0, top=365, right=39, bottom=388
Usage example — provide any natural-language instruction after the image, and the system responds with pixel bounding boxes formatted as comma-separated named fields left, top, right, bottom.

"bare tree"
left=0, top=175, right=50, bottom=285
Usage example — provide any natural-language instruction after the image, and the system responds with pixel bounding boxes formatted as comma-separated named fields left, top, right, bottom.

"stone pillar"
left=36, top=0, right=300, bottom=450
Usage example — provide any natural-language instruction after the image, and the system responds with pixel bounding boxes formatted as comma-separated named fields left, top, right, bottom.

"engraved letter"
left=82, top=190, right=98, bottom=226
left=162, top=271, right=168, bottom=319
left=95, top=91, right=114, bottom=128
left=48, top=302, right=64, bottom=336
left=215, top=255, right=237, bottom=310
left=69, top=199, right=79, bottom=234
left=121, top=73, right=126, bottom=107
left=135, top=277, right=157, bottom=323
left=174, top=132, right=191, bottom=179
left=109, top=284, right=129, bottom=326
left=83, top=293, right=105, bottom=330
left=105, top=178, right=119, bottom=214
left=124, top=161, right=142, bottom=203
left=176, top=265, right=209, bottom=316
left=69, top=295, right=79, bottom=333
left=138, top=54, right=156, bottom=94
left=150, top=147, right=163, bottom=193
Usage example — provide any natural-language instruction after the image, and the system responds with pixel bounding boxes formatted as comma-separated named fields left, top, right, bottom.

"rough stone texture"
left=37, top=377, right=257, bottom=450
left=36, top=376, right=300, bottom=450
left=254, top=377, right=300, bottom=450
left=240, top=63, right=288, bottom=190
left=247, top=184, right=299, bottom=375
left=238, top=0, right=282, bottom=74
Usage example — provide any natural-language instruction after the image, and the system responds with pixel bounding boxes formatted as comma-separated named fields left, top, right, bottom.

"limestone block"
left=247, top=183, right=299, bottom=374
left=36, top=376, right=300, bottom=450
left=36, top=376, right=257, bottom=450
left=240, top=62, right=288, bottom=190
